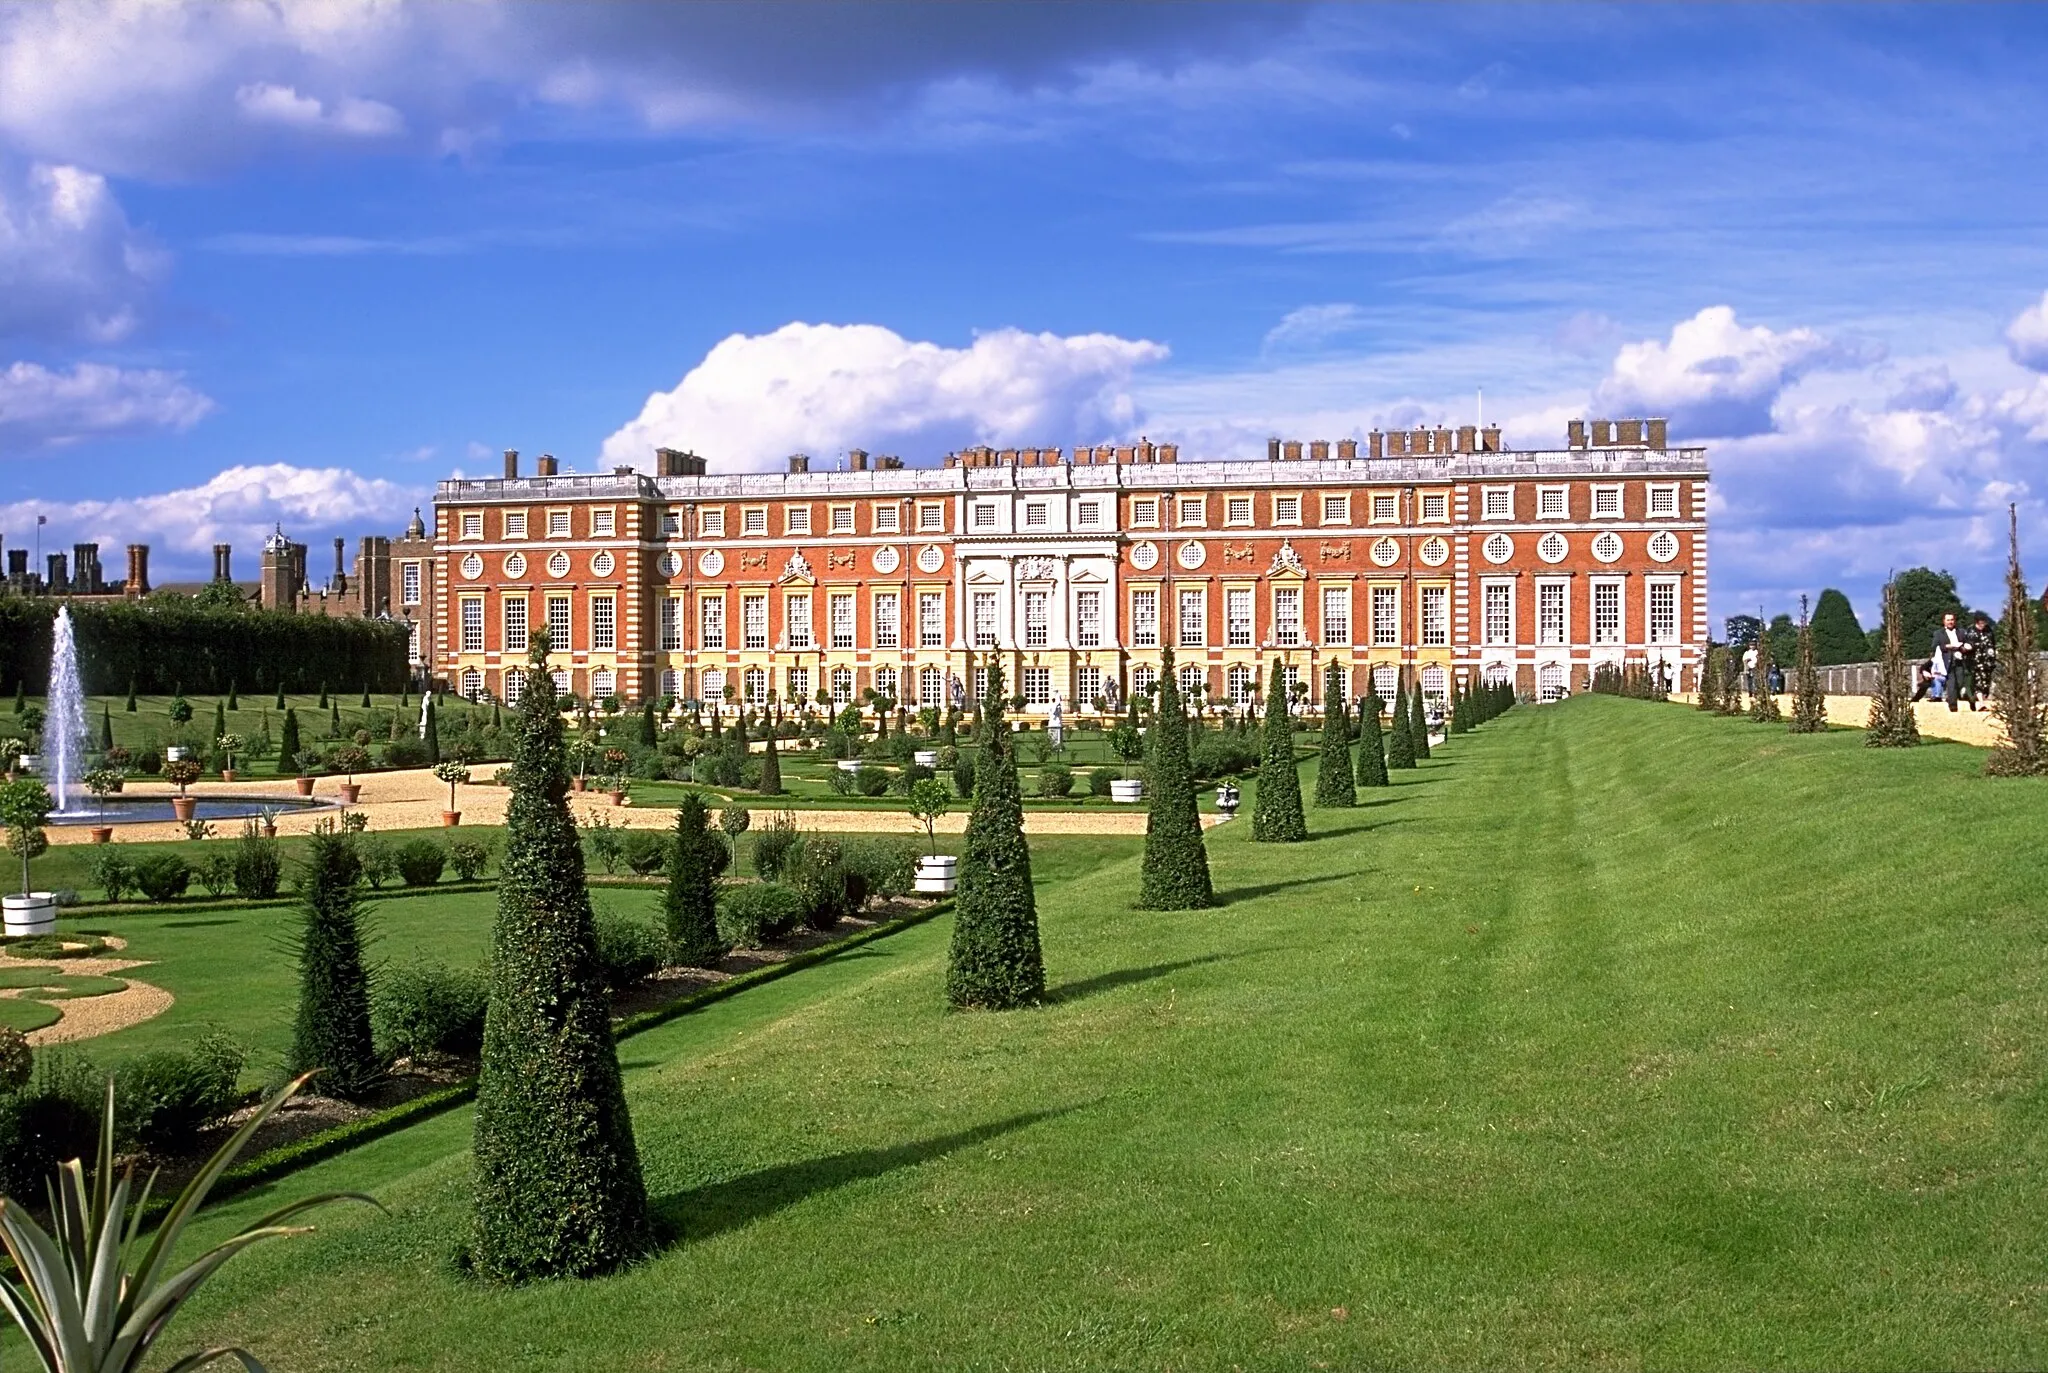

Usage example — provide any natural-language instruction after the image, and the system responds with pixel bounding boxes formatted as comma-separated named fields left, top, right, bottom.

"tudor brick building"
left=427, top=418, right=1708, bottom=712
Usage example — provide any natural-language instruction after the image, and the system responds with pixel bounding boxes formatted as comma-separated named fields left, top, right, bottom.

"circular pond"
left=47, top=795, right=337, bottom=827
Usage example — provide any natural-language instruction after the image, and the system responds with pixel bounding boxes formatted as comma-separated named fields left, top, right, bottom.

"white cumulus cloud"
left=0, top=159, right=164, bottom=342
left=0, top=463, right=424, bottom=582
left=599, top=322, right=1169, bottom=472
left=0, top=360, right=213, bottom=448
left=1593, top=305, right=1865, bottom=438
left=236, top=82, right=405, bottom=138
left=2006, top=289, right=2048, bottom=372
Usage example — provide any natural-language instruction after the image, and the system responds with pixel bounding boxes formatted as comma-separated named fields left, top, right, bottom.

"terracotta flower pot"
left=171, top=795, right=196, bottom=821
left=295, top=776, right=315, bottom=796
left=220, top=768, right=237, bottom=783
left=89, top=827, right=113, bottom=844
left=339, top=782, right=361, bottom=803
left=263, top=822, right=278, bottom=838
left=608, top=790, right=625, bottom=806
left=571, top=776, right=588, bottom=792
left=442, top=810, right=461, bottom=827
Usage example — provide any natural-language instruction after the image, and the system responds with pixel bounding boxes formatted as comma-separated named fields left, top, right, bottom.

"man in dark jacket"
left=1966, top=611, right=1996, bottom=709
left=1932, top=612, right=1970, bottom=711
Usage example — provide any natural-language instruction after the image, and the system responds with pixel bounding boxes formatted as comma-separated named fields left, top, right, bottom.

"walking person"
left=1931, top=611, right=1969, bottom=712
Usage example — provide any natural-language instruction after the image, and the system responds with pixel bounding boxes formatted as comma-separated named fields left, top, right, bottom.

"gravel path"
left=0, top=938, right=175, bottom=1045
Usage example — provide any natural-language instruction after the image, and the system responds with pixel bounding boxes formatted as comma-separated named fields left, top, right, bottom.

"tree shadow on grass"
left=651, top=1106, right=1076, bottom=1249
left=161, top=918, right=240, bottom=929
left=1216, top=872, right=1354, bottom=905
left=1048, top=952, right=1236, bottom=1004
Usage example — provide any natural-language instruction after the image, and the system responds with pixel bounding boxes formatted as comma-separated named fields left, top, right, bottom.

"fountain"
left=45, top=607, right=88, bottom=815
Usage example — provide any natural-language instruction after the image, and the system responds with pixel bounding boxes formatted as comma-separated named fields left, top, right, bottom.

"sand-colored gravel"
left=0, top=937, right=175, bottom=1045
left=1680, top=693, right=2007, bottom=747
left=48, top=767, right=1226, bottom=845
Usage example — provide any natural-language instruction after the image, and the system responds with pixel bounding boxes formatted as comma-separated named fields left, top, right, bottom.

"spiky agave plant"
left=0, top=1074, right=375, bottom=1373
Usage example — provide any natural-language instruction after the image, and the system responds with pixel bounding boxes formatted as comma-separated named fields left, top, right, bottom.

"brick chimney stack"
left=212, top=544, right=232, bottom=583
left=46, top=553, right=68, bottom=595
left=126, top=544, right=149, bottom=596
left=536, top=454, right=558, bottom=476
left=332, top=537, right=347, bottom=590
left=503, top=448, right=519, bottom=479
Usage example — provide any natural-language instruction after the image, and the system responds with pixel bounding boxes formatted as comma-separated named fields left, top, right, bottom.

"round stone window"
left=1482, top=533, right=1513, bottom=565
left=590, top=551, right=615, bottom=577
left=1176, top=540, right=1206, bottom=570
left=698, top=549, right=724, bottom=577
left=1591, top=532, right=1623, bottom=563
left=1130, top=541, right=1160, bottom=571
left=1418, top=537, right=1450, bottom=567
left=917, top=544, right=946, bottom=573
left=1537, top=533, right=1568, bottom=564
left=1647, top=531, right=1680, bottom=563
left=502, top=552, right=527, bottom=579
left=1369, top=537, right=1400, bottom=567
left=547, top=551, right=571, bottom=578
left=459, top=553, right=483, bottom=581
left=872, top=546, right=901, bottom=575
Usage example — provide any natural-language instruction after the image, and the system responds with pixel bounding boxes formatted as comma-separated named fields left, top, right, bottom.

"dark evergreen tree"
left=286, top=828, right=378, bottom=1100
left=638, top=701, right=658, bottom=748
left=1809, top=589, right=1867, bottom=664
left=125, top=678, right=138, bottom=712
left=758, top=717, right=783, bottom=794
left=1354, top=692, right=1389, bottom=787
left=1313, top=662, right=1355, bottom=808
left=946, top=665, right=1045, bottom=1008
left=1696, top=644, right=1723, bottom=712
left=329, top=701, right=341, bottom=735
left=1788, top=596, right=1828, bottom=735
left=1138, top=647, right=1214, bottom=909
left=273, top=680, right=286, bottom=710
left=1409, top=684, right=1432, bottom=759
left=227, top=680, right=239, bottom=711
left=277, top=708, right=301, bottom=775
left=211, top=699, right=227, bottom=747
left=99, top=705, right=114, bottom=752
left=360, top=684, right=372, bottom=708
left=1986, top=507, right=2046, bottom=776
left=1385, top=683, right=1417, bottom=770
left=318, top=682, right=329, bottom=708
left=11, top=682, right=20, bottom=714
left=1749, top=622, right=1783, bottom=723
left=664, top=792, right=729, bottom=965
left=1717, top=646, right=1745, bottom=716
left=1865, top=579, right=1921, bottom=748
left=399, top=682, right=410, bottom=709
left=470, top=636, right=649, bottom=1281
left=422, top=695, right=440, bottom=764
left=1874, top=567, right=1964, bottom=661
left=1251, top=657, right=1308, bottom=842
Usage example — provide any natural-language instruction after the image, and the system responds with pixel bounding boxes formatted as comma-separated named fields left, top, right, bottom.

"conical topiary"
left=639, top=701, right=658, bottom=749
left=1385, top=683, right=1417, bottom=770
left=1717, top=645, right=1745, bottom=716
left=277, top=708, right=301, bottom=775
left=1986, top=507, right=2045, bottom=775
left=1354, top=690, right=1390, bottom=787
left=758, top=715, right=783, bottom=795
left=99, top=705, right=114, bottom=752
left=664, top=792, right=730, bottom=966
left=1252, top=657, right=1307, bottom=842
left=227, top=680, right=239, bottom=711
left=1749, top=624, right=1782, bottom=723
left=470, top=633, right=649, bottom=1281
left=360, top=684, right=372, bottom=708
left=1696, top=644, right=1723, bottom=712
left=1313, top=662, right=1355, bottom=808
left=1138, top=647, right=1214, bottom=909
left=1788, top=596, right=1829, bottom=735
left=946, top=664, right=1045, bottom=1008
left=212, top=699, right=227, bottom=748
left=286, top=828, right=378, bottom=1100
left=1866, top=579, right=1920, bottom=748
left=422, top=695, right=440, bottom=764
left=1409, top=683, right=1432, bottom=759
left=126, top=679, right=138, bottom=712
left=318, top=683, right=329, bottom=709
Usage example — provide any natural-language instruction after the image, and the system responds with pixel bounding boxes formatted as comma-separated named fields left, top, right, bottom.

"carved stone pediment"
left=1269, top=540, right=1306, bottom=577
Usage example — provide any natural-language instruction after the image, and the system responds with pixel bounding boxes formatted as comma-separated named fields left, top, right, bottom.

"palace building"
left=427, top=418, right=1707, bottom=712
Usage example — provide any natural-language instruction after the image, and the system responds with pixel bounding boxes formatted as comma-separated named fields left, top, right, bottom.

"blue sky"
left=3, top=2, right=2047, bottom=626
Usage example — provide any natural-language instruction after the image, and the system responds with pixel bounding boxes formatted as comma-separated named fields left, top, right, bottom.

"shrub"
left=825, top=766, right=857, bottom=797
left=287, top=829, right=379, bottom=1100
left=1189, top=734, right=1259, bottom=781
left=383, top=736, right=429, bottom=768
left=952, top=755, right=976, bottom=798
left=946, top=666, right=1044, bottom=1009
left=891, top=761, right=935, bottom=796
left=0, top=1051, right=101, bottom=1199
left=373, top=960, right=490, bottom=1061
left=664, top=794, right=729, bottom=968
left=0, top=1025, right=30, bottom=1093
left=133, top=853, right=191, bottom=903
left=1087, top=766, right=1117, bottom=797
left=1139, top=647, right=1214, bottom=910
left=233, top=822, right=283, bottom=899
left=855, top=767, right=891, bottom=797
left=786, top=835, right=848, bottom=929
left=356, top=836, right=399, bottom=888
left=115, top=1032, right=245, bottom=1153
left=840, top=838, right=916, bottom=907
left=447, top=838, right=493, bottom=881
left=720, top=803, right=751, bottom=840
left=619, top=829, right=669, bottom=877
left=591, top=909, right=665, bottom=993
left=717, top=882, right=805, bottom=946
left=394, top=838, right=447, bottom=887
left=1036, top=763, right=1074, bottom=798
left=585, top=813, right=625, bottom=874
left=751, top=811, right=802, bottom=881
left=88, top=847, right=136, bottom=902
left=194, top=850, right=236, bottom=899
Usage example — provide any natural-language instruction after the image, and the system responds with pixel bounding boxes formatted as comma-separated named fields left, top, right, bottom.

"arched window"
left=590, top=668, right=615, bottom=701
left=1483, top=662, right=1511, bottom=688
left=1132, top=665, right=1157, bottom=698
left=743, top=667, right=767, bottom=703
left=1179, top=663, right=1205, bottom=704
left=1420, top=664, right=1447, bottom=702
left=550, top=668, right=570, bottom=696
left=1538, top=663, right=1567, bottom=702
left=831, top=666, right=854, bottom=706
left=1371, top=663, right=1398, bottom=701
left=1226, top=664, right=1255, bottom=706
left=701, top=668, right=724, bottom=703
left=658, top=669, right=680, bottom=700
left=461, top=668, right=483, bottom=701
left=873, top=667, right=898, bottom=703
left=919, top=665, right=942, bottom=706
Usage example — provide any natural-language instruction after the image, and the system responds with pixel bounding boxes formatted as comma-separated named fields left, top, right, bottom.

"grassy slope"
left=152, top=700, right=2048, bottom=1369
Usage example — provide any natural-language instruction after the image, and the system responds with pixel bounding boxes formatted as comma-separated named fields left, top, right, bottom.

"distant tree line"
left=0, top=597, right=409, bottom=695
left=1727, top=567, right=2048, bottom=667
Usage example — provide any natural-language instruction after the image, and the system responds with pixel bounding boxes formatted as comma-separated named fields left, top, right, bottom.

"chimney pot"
left=1267, top=438, right=1282, bottom=462
left=788, top=453, right=809, bottom=474
left=536, top=453, right=558, bottom=476
left=1567, top=419, right=1587, bottom=449
left=1337, top=438, right=1358, bottom=461
left=503, top=448, right=519, bottom=479
left=1308, top=440, right=1330, bottom=462
left=1646, top=418, right=1668, bottom=449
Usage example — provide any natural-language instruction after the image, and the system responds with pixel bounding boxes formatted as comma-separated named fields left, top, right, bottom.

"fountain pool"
left=47, top=795, right=336, bottom=827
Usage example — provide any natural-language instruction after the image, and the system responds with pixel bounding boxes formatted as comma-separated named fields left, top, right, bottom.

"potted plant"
left=331, top=745, right=370, bottom=803
left=602, top=748, right=629, bottom=805
left=1, top=778, right=55, bottom=935
left=257, top=804, right=281, bottom=838
left=907, top=776, right=956, bottom=895
left=216, top=731, right=244, bottom=782
left=294, top=748, right=320, bottom=795
left=433, top=760, right=469, bottom=826
left=568, top=737, right=597, bottom=791
left=1108, top=720, right=1146, bottom=802
left=0, top=738, right=22, bottom=783
left=82, top=766, right=124, bottom=843
left=163, top=757, right=203, bottom=821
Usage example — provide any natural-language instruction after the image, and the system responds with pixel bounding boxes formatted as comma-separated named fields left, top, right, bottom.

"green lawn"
left=92, top=701, right=2048, bottom=1365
